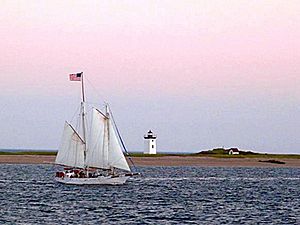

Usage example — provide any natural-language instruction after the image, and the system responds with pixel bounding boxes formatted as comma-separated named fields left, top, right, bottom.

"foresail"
left=108, top=118, right=131, bottom=172
left=86, top=108, right=109, bottom=169
left=55, top=122, right=85, bottom=168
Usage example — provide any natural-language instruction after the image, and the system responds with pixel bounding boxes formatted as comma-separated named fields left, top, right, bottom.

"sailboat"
left=55, top=72, right=138, bottom=185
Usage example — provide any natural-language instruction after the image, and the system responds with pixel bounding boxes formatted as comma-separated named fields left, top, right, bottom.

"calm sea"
left=0, top=165, right=299, bottom=224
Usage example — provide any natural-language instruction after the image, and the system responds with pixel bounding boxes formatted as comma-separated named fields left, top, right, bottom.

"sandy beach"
left=0, top=155, right=299, bottom=167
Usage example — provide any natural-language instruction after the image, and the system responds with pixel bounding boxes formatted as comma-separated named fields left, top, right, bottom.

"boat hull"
left=55, top=175, right=130, bottom=185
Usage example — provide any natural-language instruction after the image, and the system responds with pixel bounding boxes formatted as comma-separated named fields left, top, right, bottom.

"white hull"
left=55, top=176, right=130, bottom=185
left=55, top=175, right=130, bottom=185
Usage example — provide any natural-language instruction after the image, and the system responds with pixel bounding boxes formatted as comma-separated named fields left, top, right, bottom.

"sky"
left=0, top=0, right=299, bottom=153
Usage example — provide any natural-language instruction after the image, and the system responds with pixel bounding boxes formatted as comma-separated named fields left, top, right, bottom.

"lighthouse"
left=144, top=130, right=157, bottom=154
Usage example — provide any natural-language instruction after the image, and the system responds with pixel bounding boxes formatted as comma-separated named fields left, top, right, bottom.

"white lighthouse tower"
left=144, top=130, right=157, bottom=154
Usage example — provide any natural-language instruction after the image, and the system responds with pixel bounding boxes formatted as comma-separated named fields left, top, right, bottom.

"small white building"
left=144, top=130, right=157, bottom=154
left=228, top=148, right=240, bottom=155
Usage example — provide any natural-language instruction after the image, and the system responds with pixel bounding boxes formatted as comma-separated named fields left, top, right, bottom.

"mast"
left=80, top=72, right=88, bottom=171
left=105, top=104, right=112, bottom=173
left=81, top=72, right=86, bottom=142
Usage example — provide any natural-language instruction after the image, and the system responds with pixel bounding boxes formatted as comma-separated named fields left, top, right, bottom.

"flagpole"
left=81, top=72, right=86, bottom=103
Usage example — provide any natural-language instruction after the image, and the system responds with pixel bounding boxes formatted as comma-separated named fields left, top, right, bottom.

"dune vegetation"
left=0, top=148, right=299, bottom=159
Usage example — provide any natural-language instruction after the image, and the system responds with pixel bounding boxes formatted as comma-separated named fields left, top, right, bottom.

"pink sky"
left=1, top=0, right=299, bottom=98
left=0, top=1, right=299, bottom=152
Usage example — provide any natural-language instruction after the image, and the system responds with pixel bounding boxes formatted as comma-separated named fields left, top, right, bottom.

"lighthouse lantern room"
left=144, top=130, right=157, bottom=154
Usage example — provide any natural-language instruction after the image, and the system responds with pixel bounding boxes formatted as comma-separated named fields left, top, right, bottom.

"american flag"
left=69, top=72, right=82, bottom=81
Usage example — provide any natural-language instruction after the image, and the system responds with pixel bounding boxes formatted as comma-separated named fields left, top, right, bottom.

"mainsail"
left=86, top=108, right=131, bottom=171
left=55, top=122, right=85, bottom=168
left=86, top=108, right=109, bottom=169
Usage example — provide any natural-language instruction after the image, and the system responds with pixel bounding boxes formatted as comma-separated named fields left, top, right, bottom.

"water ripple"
left=0, top=165, right=299, bottom=224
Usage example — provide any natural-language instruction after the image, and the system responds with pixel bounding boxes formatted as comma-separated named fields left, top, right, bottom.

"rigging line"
left=85, top=76, right=107, bottom=104
left=108, top=104, right=138, bottom=173
left=85, top=101, right=105, bottom=109
left=84, top=107, right=92, bottom=138
left=75, top=105, right=83, bottom=136
left=70, top=105, right=81, bottom=124
left=85, top=102, right=107, bottom=120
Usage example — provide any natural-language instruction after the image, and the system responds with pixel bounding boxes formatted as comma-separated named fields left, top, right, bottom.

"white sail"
left=86, top=108, right=110, bottom=169
left=108, top=117, right=131, bottom=172
left=55, top=74, right=135, bottom=185
left=55, top=122, right=85, bottom=168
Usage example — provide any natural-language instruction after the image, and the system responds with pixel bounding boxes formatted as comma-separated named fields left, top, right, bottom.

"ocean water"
left=0, top=165, right=299, bottom=225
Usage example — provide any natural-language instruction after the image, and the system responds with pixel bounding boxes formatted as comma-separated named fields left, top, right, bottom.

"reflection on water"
left=0, top=165, right=299, bottom=224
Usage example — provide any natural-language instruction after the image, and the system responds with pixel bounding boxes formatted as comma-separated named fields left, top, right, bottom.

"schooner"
left=55, top=72, right=137, bottom=185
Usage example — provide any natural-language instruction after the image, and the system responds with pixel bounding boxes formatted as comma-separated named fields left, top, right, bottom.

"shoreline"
left=0, top=155, right=299, bottom=167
